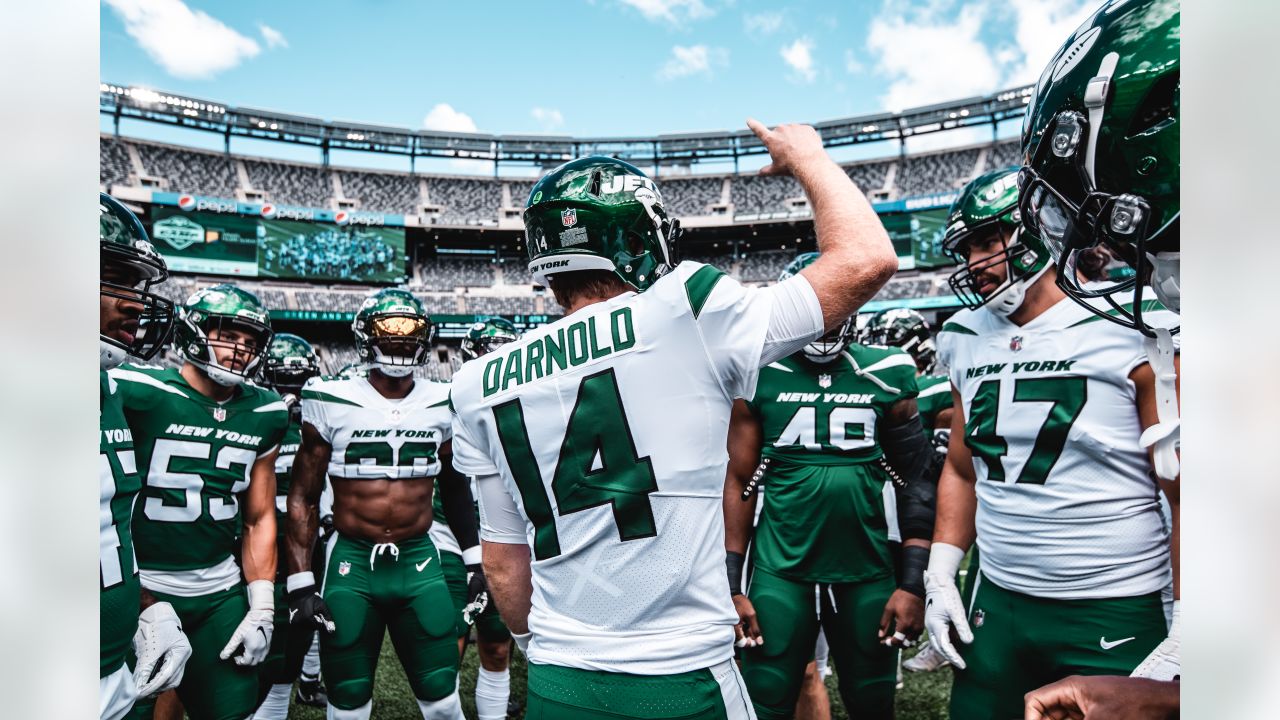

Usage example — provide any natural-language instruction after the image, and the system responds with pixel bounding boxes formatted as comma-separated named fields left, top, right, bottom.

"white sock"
left=416, top=691, right=465, bottom=720
left=253, top=683, right=293, bottom=720
left=302, top=633, right=322, bottom=678
left=475, top=667, right=511, bottom=720
left=327, top=699, right=372, bottom=720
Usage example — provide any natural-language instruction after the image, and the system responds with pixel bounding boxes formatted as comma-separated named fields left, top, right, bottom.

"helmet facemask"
left=801, top=317, right=856, bottom=364
left=945, top=219, right=1050, bottom=318
left=180, top=313, right=273, bottom=387
left=100, top=254, right=176, bottom=370
left=355, top=312, right=434, bottom=377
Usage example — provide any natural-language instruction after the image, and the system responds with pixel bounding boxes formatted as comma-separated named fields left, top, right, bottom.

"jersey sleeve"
left=679, top=263, right=823, bottom=400
left=300, top=385, right=333, bottom=443
left=476, top=473, right=527, bottom=544
left=450, top=402, right=500, bottom=477
left=861, top=349, right=920, bottom=404
left=254, top=392, right=290, bottom=458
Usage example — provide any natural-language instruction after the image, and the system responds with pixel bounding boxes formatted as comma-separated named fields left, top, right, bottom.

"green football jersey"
left=746, top=346, right=919, bottom=583
left=916, top=374, right=953, bottom=433
left=101, top=371, right=142, bottom=677
left=110, top=365, right=289, bottom=578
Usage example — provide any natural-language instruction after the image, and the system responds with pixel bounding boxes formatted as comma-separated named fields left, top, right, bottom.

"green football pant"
left=949, top=574, right=1167, bottom=720
left=439, top=549, right=471, bottom=640
left=321, top=532, right=459, bottom=710
left=525, top=659, right=756, bottom=719
left=739, top=567, right=897, bottom=720
left=127, top=584, right=258, bottom=720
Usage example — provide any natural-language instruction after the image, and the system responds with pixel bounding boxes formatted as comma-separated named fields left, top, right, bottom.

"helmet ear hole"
left=1128, top=72, right=1179, bottom=138
left=588, top=170, right=603, bottom=197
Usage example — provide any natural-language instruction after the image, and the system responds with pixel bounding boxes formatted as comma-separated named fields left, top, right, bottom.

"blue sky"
left=100, top=0, right=1099, bottom=174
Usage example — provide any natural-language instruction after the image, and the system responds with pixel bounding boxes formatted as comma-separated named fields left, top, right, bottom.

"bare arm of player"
left=286, top=422, right=331, bottom=577
left=724, top=399, right=764, bottom=647
left=880, top=397, right=930, bottom=648
left=240, top=449, right=278, bottom=583
left=482, top=540, right=532, bottom=635
left=745, top=118, right=897, bottom=331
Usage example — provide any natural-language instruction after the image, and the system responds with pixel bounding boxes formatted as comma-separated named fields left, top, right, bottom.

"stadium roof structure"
left=101, top=83, right=1034, bottom=172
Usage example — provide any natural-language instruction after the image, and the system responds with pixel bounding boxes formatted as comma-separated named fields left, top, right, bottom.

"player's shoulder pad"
left=848, top=344, right=919, bottom=393
left=418, top=378, right=452, bottom=409
left=654, top=260, right=733, bottom=321
left=937, top=307, right=982, bottom=337
left=301, top=376, right=365, bottom=408
left=245, top=383, right=288, bottom=414
left=108, top=363, right=190, bottom=397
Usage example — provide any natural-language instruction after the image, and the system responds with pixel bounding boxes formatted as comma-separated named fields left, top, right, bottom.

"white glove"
left=1131, top=600, right=1180, bottom=680
left=923, top=543, right=973, bottom=669
left=219, top=580, right=275, bottom=667
left=132, top=601, right=192, bottom=697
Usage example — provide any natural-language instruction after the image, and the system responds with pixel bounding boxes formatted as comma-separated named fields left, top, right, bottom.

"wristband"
left=286, top=571, right=316, bottom=594
left=725, top=551, right=746, bottom=596
left=246, top=579, right=274, bottom=611
left=461, top=545, right=483, bottom=566
left=512, top=631, right=531, bottom=654
left=899, top=545, right=929, bottom=599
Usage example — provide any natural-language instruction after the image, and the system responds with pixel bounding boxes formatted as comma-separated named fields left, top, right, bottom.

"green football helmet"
left=461, top=317, right=520, bottom=362
left=100, top=193, right=175, bottom=369
left=861, top=309, right=936, bottom=374
left=524, top=156, right=681, bottom=292
left=1019, top=0, right=1179, bottom=334
left=261, top=332, right=320, bottom=401
left=352, top=288, right=434, bottom=377
left=779, top=252, right=855, bottom=364
left=175, top=284, right=273, bottom=386
left=942, top=166, right=1052, bottom=317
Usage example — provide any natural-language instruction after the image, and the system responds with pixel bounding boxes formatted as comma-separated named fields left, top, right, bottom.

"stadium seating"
left=844, top=160, right=893, bottom=194
left=987, top=140, right=1021, bottom=172
left=137, top=144, right=239, bottom=199
left=661, top=176, right=724, bottom=216
left=737, top=249, right=794, bottom=282
left=338, top=170, right=422, bottom=215
left=463, top=295, right=538, bottom=316
left=506, top=181, right=536, bottom=207
left=427, top=177, right=502, bottom=225
left=244, top=159, right=332, bottom=208
left=731, top=175, right=804, bottom=215
left=415, top=258, right=496, bottom=291
left=499, top=260, right=534, bottom=286
left=100, top=136, right=133, bottom=190
left=897, top=148, right=982, bottom=197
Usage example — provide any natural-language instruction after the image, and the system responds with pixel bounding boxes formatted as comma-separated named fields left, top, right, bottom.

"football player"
left=284, top=288, right=485, bottom=720
left=99, top=193, right=191, bottom=720
left=725, top=254, right=936, bottom=720
left=861, top=308, right=961, bottom=675
left=111, top=284, right=287, bottom=720
left=450, top=120, right=898, bottom=718
left=1018, top=0, right=1182, bottom=712
left=253, top=333, right=327, bottom=719
left=923, top=164, right=1178, bottom=720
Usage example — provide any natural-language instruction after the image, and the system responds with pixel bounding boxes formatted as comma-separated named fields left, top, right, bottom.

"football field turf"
left=286, top=633, right=953, bottom=719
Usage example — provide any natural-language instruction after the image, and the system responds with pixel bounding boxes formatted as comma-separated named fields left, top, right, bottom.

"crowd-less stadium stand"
left=415, top=258, right=496, bottom=291
left=338, top=170, right=422, bottom=215
left=736, top=250, right=795, bottom=283
left=102, top=134, right=1016, bottom=220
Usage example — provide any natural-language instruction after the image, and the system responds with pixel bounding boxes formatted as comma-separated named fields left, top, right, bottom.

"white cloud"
left=1004, top=0, right=1096, bottom=85
left=618, top=0, right=711, bottom=24
left=423, top=103, right=478, bottom=133
left=744, top=11, right=783, bottom=35
left=843, top=48, right=864, bottom=75
left=866, top=4, right=997, bottom=111
left=258, top=23, right=287, bottom=50
left=531, top=107, right=564, bottom=131
left=658, top=45, right=728, bottom=80
left=103, top=0, right=261, bottom=80
left=780, top=37, right=816, bottom=83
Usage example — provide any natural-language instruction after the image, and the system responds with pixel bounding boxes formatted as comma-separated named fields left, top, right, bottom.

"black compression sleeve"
left=882, top=413, right=938, bottom=541
left=437, top=453, right=480, bottom=550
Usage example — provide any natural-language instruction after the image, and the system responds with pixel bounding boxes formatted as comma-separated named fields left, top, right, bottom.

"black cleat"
left=295, top=677, right=328, bottom=708
left=506, top=698, right=523, bottom=718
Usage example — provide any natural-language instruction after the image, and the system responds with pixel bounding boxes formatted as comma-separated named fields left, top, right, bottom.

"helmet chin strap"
left=204, top=362, right=247, bottom=387
left=1147, top=252, right=1180, bottom=314
left=100, top=340, right=128, bottom=370
left=986, top=227, right=1049, bottom=318
left=374, top=363, right=416, bottom=378
left=803, top=346, right=842, bottom=364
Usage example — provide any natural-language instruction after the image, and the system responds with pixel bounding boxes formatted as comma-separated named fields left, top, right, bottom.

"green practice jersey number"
left=493, top=369, right=658, bottom=561
left=965, top=376, right=1087, bottom=485
left=142, top=439, right=255, bottom=522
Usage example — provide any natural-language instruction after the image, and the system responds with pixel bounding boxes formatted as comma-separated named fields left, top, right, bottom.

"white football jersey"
left=301, top=376, right=452, bottom=482
left=451, top=261, right=822, bottom=675
left=937, top=292, right=1177, bottom=599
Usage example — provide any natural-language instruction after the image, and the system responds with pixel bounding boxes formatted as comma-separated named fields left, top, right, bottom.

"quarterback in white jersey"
left=923, top=166, right=1178, bottom=720
left=453, top=122, right=898, bottom=719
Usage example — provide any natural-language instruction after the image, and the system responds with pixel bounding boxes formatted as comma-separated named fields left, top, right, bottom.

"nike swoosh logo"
left=1100, top=636, right=1136, bottom=650
left=416, top=559, right=433, bottom=572
left=289, top=609, right=298, bottom=622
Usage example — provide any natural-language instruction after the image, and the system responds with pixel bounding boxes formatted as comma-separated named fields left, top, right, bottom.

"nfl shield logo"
left=818, top=374, right=832, bottom=389
left=1009, top=336, right=1023, bottom=352
left=212, top=407, right=227, bottom=422
left=561, top=208, right=577, bottom=227
left=338, top=561, right=351, bottom=577
left=973, top=609, right=985, bottom=628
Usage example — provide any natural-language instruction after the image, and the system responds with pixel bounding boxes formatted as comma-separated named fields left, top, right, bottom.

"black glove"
left=462, top=563, right=490, bottom=625
left=287, top=578, right=336, bottom=634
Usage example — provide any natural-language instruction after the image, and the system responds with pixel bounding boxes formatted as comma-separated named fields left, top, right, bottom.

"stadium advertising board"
left=149, top=206, right=408, bottom=283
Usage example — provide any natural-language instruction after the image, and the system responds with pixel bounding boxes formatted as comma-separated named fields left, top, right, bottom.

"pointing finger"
left=746, top=118, right=772, bottom=142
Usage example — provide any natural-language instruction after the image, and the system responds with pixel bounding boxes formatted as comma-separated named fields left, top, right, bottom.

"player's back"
left=451, top=261, right=769, bottom=674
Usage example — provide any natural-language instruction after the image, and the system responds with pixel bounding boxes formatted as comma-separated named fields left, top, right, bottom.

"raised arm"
left=746, top=118, right=898, bottom=330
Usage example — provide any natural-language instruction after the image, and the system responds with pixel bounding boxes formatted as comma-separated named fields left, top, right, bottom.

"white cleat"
left=903, top=640, right=952, bottom=673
